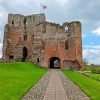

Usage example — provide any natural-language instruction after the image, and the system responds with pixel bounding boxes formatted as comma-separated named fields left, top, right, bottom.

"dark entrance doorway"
left=9, top=55, right=14, bottom=60
left=22, top=47, right=27, bottom=62
left=49, top=57, right=60, bottom=68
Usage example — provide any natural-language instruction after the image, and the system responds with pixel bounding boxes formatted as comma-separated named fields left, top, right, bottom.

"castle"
left=2, top=13, right=83, bottom=70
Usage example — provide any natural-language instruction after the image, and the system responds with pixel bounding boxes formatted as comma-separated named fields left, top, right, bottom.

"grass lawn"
left=0, top=62, right=47, bottom=100
left=83, top=71, right=100, bottom=81
left=63, top=70, right=100, bottom=100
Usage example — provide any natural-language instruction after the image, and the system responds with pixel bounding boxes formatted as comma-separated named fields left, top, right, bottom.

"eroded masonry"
left=2, top=13, right=83, bottom=70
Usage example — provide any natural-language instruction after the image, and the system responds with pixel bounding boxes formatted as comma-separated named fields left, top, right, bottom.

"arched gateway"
left=49, top=57, right=60, bottom=69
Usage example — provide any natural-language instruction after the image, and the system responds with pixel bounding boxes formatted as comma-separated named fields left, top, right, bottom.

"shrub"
left=81, top=65, right=92, bottom=71
left=91, top=67, right=100, bottom=74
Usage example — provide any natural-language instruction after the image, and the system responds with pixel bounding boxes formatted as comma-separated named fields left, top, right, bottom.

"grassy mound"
left=0, top=62, right=47, bottom=100
left=63, top=70, right=100, bottom=100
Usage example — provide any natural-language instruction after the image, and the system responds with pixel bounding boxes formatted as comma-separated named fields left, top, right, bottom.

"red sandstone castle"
left=2, top=13, right=83, bottom=70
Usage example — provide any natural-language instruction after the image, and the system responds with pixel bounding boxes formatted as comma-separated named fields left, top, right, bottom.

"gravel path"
left=22, top=69, right=90, bottom=100
left=60, top=71, right=90, bottom=100
left=22, top=71, right=51, bottom=100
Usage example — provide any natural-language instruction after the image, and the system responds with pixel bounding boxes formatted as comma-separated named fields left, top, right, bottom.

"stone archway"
left=49, top=57, right=60, bottom=68
left=21, top=47, right=28, bottom=62
left=9, top=55, right=14, bottom=60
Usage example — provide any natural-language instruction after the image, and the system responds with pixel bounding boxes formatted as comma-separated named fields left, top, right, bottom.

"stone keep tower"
left=2, top=13, right=83, bottom=70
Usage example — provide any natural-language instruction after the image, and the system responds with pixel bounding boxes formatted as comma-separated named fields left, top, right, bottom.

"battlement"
left=8, top=13, right=45, bottom=27
left=7, top=13, right=81, bottom=34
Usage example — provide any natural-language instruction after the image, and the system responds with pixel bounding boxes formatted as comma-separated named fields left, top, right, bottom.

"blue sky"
left=0, top=0, right=100, bottom=64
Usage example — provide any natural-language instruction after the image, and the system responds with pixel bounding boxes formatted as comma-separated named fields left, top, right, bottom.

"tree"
left=83, top=59, right=88, bottom=66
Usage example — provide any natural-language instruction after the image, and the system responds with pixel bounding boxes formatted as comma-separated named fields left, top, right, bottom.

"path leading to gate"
left=43, top=70, right=68, bottom=100
left=22, top=69, right=90, bottom=100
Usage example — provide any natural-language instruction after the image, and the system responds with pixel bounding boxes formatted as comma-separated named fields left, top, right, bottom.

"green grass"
left=83, top=71, right=100, bottom=81
left=0, top=62, right=47, bottom=100
left=63, top=70, right=100, bottom=100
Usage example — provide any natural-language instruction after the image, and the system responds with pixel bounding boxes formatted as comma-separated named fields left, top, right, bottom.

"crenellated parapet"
left=8, top=13, right=45, bottom=27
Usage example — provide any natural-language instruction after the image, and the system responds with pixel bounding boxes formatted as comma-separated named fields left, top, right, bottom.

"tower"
left=2, top=13, right=83, bottom=70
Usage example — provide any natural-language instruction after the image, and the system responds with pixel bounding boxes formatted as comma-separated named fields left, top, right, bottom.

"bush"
left=91, top=67, right=100, bottom=74
left=81, top=65, right=92, bottom=71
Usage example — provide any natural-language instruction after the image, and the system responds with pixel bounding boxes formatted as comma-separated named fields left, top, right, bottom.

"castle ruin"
left=2, top=13, right=83, bottom=70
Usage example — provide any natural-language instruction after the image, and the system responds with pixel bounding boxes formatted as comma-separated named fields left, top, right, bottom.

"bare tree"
left=83, top=58, right=88, bottom=66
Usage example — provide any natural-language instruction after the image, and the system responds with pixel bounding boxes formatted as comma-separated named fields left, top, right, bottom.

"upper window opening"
left=24, top=35, right=27, bottom=41
left=65, top=40, right=68, bottom=50
left=65, top=26, right=68, bottom=31
left=12, top=21, right=14, bottom=25
left=24, top=18, right=26, bottom=25
left=32, top=35, right=34, bottom=41
left=42, top=24, right=46, bottom=33
left=42, top=41, right=45, bottom=50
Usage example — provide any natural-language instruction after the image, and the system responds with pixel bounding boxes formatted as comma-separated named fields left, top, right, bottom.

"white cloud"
left=82, top=34, right=87, bottom=39
left=83, top=49, right=100, bottom=64
left=0, top=43, right=2, bottom=48
left=92, top=58, right=100, bottom=65
left=92, top=27, right=100, bottom=35
left=0, top=0, right=3, bottom=3
left=5, top=0, right=35, bottom=9
left=84, top=45, right=100, bottom=49
left=55, top=0, right=69, bottom=7
left=0, top=43, right=2, bottom=58
left=0, top=54, right=2, bottom=58
left=0, top=13, right=3, bottom=19
left=83, top=44, right=100, bottom=65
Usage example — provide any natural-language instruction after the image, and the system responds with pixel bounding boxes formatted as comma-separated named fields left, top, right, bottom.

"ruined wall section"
left=2, top=24, right=10, bottom=60
left=64, top=21, right=82, bottom=69
left=74, top=22, right=83, bottom=67
left=3, top=13, right=45, bottom=61
left=34, top=22, right=63, bottom=66
left=26, top=14, right=45, bottom=62
left=38, top=22, right=68, bottom=67
left=62, top=22, right=75, bottom=62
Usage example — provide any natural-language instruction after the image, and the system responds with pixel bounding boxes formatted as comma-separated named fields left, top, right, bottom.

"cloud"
left=55, top=0, right=69, bottom=7
left=0, top=43, right=2, bottom=48
left=1, top=0, right=41, bottom=16
left=92, top=27, right=100, bottom=35
left=0, top=29, right=4, bottom=43
left=84, top=45, right=100, bottom=49
left=93, top=58, right=100, bottom=65
left=83, top=45, right=100, bottom=64
left=83, top=48, right=100, bottom=64
left=83, top=44, right=100, bottom=64
left=0, top=43, right=2, bottom=58
left=0, top=13, right=3, bottom=19
left=82, top=34, right=87, bottom=39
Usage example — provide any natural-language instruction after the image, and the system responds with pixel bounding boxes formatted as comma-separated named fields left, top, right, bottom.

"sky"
left=0, top=0, right=100, bottom=64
